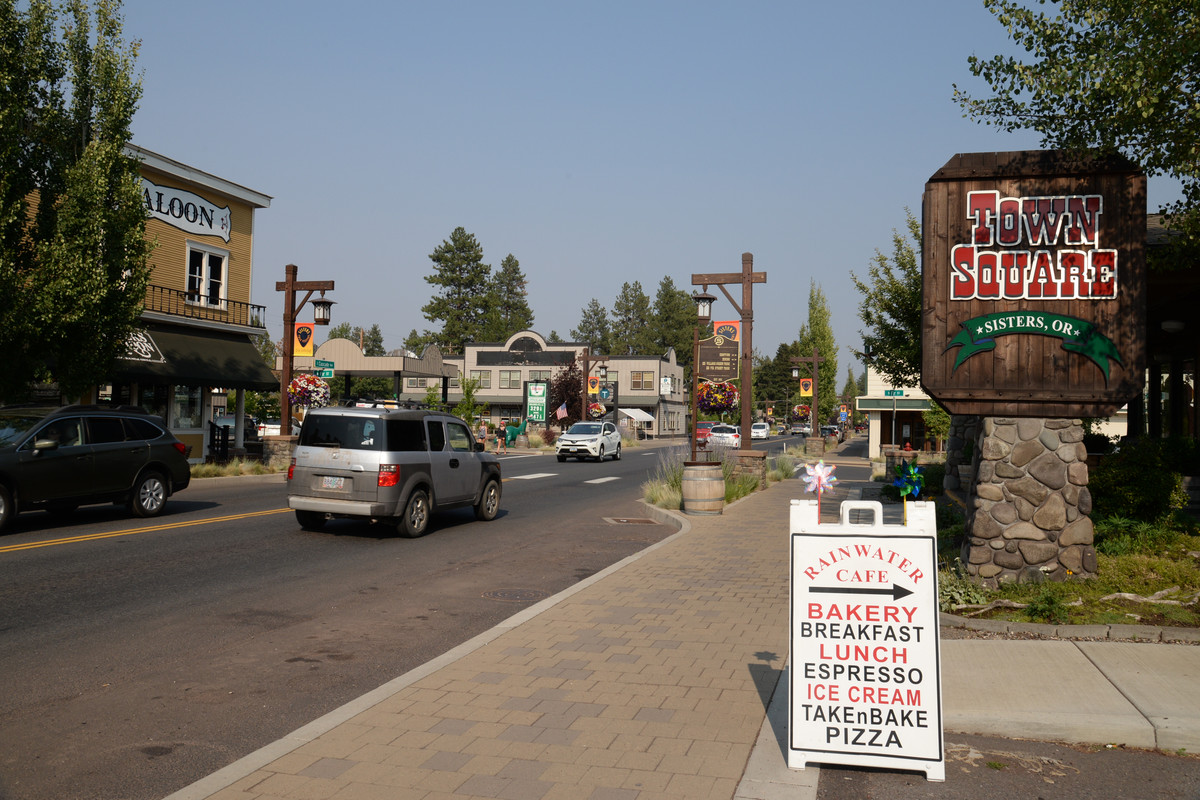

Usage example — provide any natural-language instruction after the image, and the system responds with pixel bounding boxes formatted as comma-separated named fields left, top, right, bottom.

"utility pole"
left=792, top=348, right=825, bottom=435
left=579, top=349, right=609, bottom=421
left=692, top=253, right=766, bottom=450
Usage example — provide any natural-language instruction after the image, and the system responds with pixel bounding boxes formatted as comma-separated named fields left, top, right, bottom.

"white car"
left=750, top=422, right=770, bottom=439
left=556, top=421, right=622, bottom=461
left=708, top=424, right=741, bottom=447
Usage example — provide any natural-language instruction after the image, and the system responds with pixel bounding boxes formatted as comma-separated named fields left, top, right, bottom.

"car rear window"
left=299, top=414, right=428, bottom=452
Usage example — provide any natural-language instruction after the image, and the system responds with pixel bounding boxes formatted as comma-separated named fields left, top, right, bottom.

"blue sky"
left=122, top=1, right=1179, bottom=377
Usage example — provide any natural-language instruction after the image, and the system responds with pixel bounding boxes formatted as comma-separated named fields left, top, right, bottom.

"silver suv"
left=287, top=405, right=502, bottom=537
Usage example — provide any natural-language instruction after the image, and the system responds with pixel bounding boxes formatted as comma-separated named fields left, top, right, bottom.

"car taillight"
left=378, top=464, right=399, bottom=487
left=172, top=442, right=187, bottom=455
left=287, top=457, right=295, bottom=481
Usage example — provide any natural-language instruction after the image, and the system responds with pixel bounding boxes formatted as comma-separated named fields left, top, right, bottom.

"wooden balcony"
left=143, top=284, right=267, bottom=330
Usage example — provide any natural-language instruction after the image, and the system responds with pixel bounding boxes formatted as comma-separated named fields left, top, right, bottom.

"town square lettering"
left=950, top=190, right=1117, bottom=300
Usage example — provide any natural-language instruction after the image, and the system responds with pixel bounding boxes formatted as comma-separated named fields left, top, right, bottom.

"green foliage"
left=610, top=281, right=655, bottom=356
left=850, top=210, right=922, bottom=387
left=1094, top=515, right=1189, bottom=557
left=1090, top=438, right=1191, bottom=521
left=955, top=0, right=1200, bottom=259
left=451, top=376, right=487, bottom=425
left=0, top=0, right=151, bottom=401
left=1024, top=583, right=1070, bottom=625
left=422, top=227, right=492, bottom=353
left=570, top=298, right=611, bottom=354
left=483, top=254, right=534, bottom=341
left=649, top=276, right=696, bottom=370
left=938, top=560, right=991, bottom=612
left=796, top=281, right=838, bottom=424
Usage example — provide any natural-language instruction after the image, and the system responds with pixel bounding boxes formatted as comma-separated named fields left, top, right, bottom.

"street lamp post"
left=690, top=290, right=715, bottom=462
left=276, top=263, right=335, bottom=437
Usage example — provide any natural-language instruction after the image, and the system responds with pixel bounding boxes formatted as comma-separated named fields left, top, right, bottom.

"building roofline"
left=126, top=143, right=272, bottom=208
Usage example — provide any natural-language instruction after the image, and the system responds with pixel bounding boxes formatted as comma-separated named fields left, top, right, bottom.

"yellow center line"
left=0, top=508, right=291, bottom=553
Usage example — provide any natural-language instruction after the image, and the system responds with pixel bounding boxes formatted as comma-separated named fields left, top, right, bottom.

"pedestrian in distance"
left=495, top=419, right=508, bottom=454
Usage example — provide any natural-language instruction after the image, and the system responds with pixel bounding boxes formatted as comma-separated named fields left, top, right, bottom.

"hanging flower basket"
left=287, top=374, right=331, bottom=409
left=588, top=401, right=607, bottom=419
left=793, top=404, right=810, bottom=418
left=697, top=380, right=739, bottom=414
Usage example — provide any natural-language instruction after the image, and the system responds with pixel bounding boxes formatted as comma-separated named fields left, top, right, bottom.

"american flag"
left=555, top=403, right=568, bottom=420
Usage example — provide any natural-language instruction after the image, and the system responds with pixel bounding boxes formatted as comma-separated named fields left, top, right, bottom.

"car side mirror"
left=33, top=438, right=59, bottom=452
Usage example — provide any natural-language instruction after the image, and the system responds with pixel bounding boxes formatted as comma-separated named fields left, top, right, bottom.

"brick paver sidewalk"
left=201, top=487, right=800, bottom=800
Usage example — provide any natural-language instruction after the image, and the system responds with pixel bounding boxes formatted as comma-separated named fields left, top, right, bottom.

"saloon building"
left=102, top=145, right=277, bottom=461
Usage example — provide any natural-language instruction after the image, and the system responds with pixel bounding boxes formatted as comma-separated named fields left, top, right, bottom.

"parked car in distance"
left=258, top=418, right=301, bottom=437
left=0, top=404, right=191, bottom=530
left=556, top=421, right=622, bottom=462
left=213, top=414, right=258, bottom=441
left=695, top=420, right=716, bottom=444
left=821, top=425, right=845, bottom=443
left=288, top=404, right=501, bottom=537
left=750, top=422, right=770, bottom=439
left=708, top=424, right=741, bottom=447
left=790, top=422, right=810, bottom=436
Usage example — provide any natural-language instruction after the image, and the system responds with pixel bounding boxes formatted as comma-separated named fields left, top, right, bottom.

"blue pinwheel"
left=892, top=458, right=925, bottom=499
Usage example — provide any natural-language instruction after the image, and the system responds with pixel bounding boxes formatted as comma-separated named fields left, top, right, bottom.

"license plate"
left=321, top=476, right=344, bottom=490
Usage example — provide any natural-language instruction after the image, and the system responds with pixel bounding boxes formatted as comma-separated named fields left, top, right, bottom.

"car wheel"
left=557, top=454, right=566, bottom=462
left=613, top=443, right=621, bottom=461
left=596, top=445, right=605, bottom=462
left=295, top=510, right=326, bottom=531
left=0, top=484, right=12, bottom=531
left=474, top=478, right=501, bottom=521
left=399, top=488, right=430, bottom=538
left=129, top=471, right=168, bottom=518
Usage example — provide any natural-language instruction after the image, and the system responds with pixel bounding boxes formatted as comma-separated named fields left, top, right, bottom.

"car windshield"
left=568, top=423, right=602, bottom=435
left=0, top=412, right=48, bottom=448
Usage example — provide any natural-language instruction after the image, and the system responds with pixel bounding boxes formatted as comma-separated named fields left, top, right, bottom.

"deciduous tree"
left=954, top=0, right=1200, bottom=257
left=0, top=0, right=150, bottom=401
left=850, top=210, right=922, bottom=387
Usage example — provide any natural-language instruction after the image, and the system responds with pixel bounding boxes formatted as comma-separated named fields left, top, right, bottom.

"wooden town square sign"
left=922, top=150, right=1146, bottom=417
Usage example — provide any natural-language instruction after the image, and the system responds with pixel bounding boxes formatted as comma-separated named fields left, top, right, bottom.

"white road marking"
left=584, top=477, right=621, bottom=484
left=507, top=473, right=558, bottom=480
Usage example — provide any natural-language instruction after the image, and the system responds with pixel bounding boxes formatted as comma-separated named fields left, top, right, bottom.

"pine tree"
left=610, top=281, right=654, bottom=355
left=850, top=210, right=922, bottom=387
left=1, top=0, right=151, bottom=401
left=649, top=276, right=695, bottom=368
left=570, top=298, right=611, bottom=354
left=422, top=227, right=491, bottom=353
left=483, top=254, right=534, bottom=341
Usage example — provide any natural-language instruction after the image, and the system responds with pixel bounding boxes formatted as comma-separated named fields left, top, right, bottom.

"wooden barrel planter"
left=682, top=462, right=724, bottom=515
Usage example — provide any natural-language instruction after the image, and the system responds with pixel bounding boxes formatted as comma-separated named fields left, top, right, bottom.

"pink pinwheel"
left=802, top=461, right=837, bottom=522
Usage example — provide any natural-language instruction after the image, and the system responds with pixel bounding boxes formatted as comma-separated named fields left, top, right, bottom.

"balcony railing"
left=143, top=284, right=267, bottom=330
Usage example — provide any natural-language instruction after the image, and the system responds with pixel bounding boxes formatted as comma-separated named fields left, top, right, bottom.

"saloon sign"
left=922, top=151, right=1146, bottom=417
left=142, top=178, right=232, bottom=242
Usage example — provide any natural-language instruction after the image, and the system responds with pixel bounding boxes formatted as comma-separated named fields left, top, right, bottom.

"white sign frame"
left=789, top=499, right=944, bottom=781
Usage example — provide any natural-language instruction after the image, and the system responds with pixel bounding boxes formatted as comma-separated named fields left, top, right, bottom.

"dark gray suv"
left=0, top=404, right=192, bottom=530
left=287, top=405, right=502, bottom=537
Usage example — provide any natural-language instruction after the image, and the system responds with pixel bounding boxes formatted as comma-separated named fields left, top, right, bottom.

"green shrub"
left=1090, top=438, right=1190, bottom=521
left=1024, top=582, right=1070, bottom=625
left=938, top=560, right=990, bottom=612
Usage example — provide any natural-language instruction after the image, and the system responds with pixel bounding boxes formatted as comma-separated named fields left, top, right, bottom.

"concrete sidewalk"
left=167, top=446, right=1200, bottom=800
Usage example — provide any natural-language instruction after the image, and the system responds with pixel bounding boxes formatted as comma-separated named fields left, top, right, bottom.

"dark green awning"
left=114, top=324, right=277, bottom=390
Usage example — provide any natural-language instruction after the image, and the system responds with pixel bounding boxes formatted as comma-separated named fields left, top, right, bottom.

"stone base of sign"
left=959, top=417, right=1096, bottom=587
left=264, top=435, right=297, bottom=469
left=731, top=449, right=767, bottom=489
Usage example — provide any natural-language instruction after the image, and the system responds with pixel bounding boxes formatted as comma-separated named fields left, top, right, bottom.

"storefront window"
left=139, top=385, right=169, bottom=421
left=172, top=385, right=202, bottom=428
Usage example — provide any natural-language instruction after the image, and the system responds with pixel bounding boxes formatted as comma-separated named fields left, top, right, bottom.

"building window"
left=470, top=370, right=491, bottom=389
left=500, top=370, right=522, bottom=389
left=406, top=377, right=428, bottom=389
left=186, top=242, right=228, bottom=308
left=529, top=370, right=551, bottom=382
left=631, top=371, right=655, bottom=390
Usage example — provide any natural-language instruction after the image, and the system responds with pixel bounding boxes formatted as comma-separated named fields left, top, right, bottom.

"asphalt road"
left=0, top=440, right=699, bottom=800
